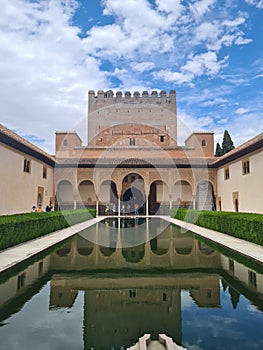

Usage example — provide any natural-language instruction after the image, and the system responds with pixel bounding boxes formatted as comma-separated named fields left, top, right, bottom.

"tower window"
left=201, top=139, right=206, bottom=147
left=130, top=138, right=135, bottom=146
left=63, top=139, right=67, bottom=147
left=160, top=136, right=164, bottom=142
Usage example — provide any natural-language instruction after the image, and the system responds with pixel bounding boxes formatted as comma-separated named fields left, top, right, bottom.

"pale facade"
left=216, top=133, right=263, bottom=213
left=0, top=124, right=54, bottom=215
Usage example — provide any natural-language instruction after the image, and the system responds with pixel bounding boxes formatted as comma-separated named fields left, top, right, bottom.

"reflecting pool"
left=0, top=218, right=263, bottom=350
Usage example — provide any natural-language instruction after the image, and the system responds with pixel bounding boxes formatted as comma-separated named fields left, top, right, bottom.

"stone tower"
left=87, top=90, right=177, bottom=147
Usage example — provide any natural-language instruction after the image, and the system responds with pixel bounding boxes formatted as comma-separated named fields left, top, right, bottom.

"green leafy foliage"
left=0, top=209, right=96, bottom=251
left=215, top=130, right=235, bottom=156
left=170, top=208, right=263, bottom=245
left=215, top=142, right=223, bottom=157
left=222, top=129, right=235, bottom=155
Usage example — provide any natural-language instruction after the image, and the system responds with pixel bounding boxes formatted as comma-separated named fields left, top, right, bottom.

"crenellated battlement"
left=87, top=89, right=177, bottom=147
left=88, top=89, right=176, bottom=100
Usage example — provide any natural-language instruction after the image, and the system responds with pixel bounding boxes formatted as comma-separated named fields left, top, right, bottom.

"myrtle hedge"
left=0, top=209, right=96, bottom=251
left=170, top=208, right=263, bottom=246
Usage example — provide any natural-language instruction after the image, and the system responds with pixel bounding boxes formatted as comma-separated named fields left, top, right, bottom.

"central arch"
left=121, top=173, right=146, bottom=214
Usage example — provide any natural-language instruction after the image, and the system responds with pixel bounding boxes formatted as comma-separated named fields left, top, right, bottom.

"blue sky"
left=0, top=0, right=262, bottom=153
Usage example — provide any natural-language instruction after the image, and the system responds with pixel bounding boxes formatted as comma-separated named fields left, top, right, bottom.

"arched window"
left=201, top=139, right=206, bottom=147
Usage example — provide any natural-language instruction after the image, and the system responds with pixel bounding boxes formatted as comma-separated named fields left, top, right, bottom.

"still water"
left=0, top=218, right=263, bottom=350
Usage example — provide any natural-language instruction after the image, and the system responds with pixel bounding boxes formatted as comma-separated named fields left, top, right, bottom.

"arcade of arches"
left=55, top=167, right=216, bottom=214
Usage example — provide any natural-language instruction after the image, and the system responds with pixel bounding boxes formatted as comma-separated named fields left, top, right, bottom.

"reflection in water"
left=0, top=219, right=263, bottom=350
left=78, top=217, right=170, bottom=248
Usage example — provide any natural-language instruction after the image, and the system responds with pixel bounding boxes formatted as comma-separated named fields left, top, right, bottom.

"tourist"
left=121, top=204, right=125, bottom=215
left=134, top=203, right=139, bottom=215
left=31, top=206, right=37, bottom=212
left=105, top=204, right=110, bottom=215
left=46, top=202, right=53, bottom=212
left=37, top=204, right=43, bottom=212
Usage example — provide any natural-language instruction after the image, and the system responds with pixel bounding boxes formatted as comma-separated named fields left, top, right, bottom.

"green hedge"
left=170, top=208, right=263, bottom=246
left=0, top=209, right=96, bottom=251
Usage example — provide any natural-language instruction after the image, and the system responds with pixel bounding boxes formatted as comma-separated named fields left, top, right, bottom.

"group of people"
left=32, top=202, right=53, bottom=213
left=105, top=202, right=139, bottom=215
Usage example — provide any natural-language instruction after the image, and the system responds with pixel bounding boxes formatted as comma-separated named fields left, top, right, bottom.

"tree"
left=229, top=286, right=240, bottom=309
left=222, top=130, right=235, bottom=155
left=215, top=142, right=223, bottom=157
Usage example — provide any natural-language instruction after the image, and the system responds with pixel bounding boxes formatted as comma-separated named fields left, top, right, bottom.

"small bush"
left=170, top=208, right=263, bottom=246
left=0, top=209, right=96, bottom=251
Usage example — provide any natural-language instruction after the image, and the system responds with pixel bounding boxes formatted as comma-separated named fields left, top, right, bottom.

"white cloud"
left=156, top=0, right=183, bottom=21
left=245, top=0, right=263, bottom=9
left=236, top=107, right=250, bottom=114
left=183, top=52, right=228, bottom=76
left=222, top=17, right=246, bottom=27
left=131, top=62, right=155, bottom=72
left=153, top=70, right=193, bottom=85
left=235, top=36, right=252, bottom=45
left=153, top=51, right=228, bottom=87
left=193, top=16, right=251, bottom=52
left=195, top=21, right=221, bottom=43
left=189, top=0, right=216, bottom=20
left=102, top=0, right=167, bottom=31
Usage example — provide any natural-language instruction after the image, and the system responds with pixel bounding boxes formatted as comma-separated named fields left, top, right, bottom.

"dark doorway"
left=123, top=187, right=145, bottom=214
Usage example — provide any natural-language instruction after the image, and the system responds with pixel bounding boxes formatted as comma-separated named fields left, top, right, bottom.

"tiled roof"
left=56, top=156, right=215, bottom=168
left=212, top=132, right=263, bottom=167
left=0, top=124, right=55, bottom=166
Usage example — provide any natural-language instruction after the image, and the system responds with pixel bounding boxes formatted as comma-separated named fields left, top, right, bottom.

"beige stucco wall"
left=220, top=255, right=263, bottom=294
left=217, top=150, right=263, bottom=213
left=0, top=256, right=50, bottom=308
left=0, top=143, right=54, bottom=215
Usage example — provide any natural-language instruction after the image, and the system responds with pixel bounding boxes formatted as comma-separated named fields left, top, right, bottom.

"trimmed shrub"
left=0, top=209, right=96, bottom=251
left=170, top=208, right=263, bottom=246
